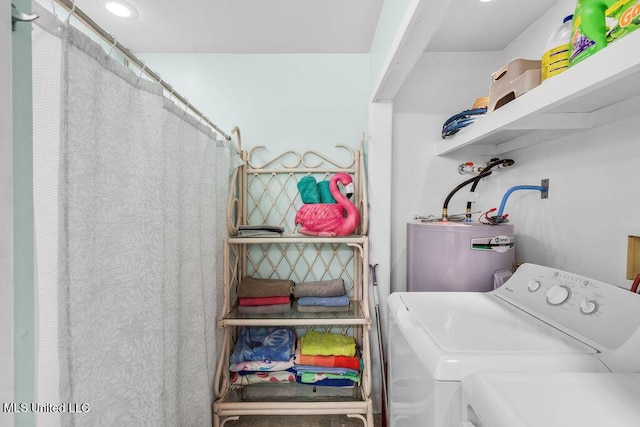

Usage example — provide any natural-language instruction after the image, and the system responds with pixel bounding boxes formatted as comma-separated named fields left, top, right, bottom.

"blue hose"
left=497, top=185, right=546, bottom=217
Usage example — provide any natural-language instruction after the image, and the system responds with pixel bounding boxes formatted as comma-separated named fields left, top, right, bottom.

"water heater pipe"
left=442, top=170, right=493, bottom=221
left=464, top=158, right=514, bottom=221
left=497, top=185, right=546, bottom=217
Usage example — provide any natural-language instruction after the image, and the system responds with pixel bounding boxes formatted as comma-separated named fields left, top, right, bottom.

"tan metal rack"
left=213, top=132, right=373, bottom=426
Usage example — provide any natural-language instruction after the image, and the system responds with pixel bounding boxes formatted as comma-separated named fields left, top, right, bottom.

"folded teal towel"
left=297, top=176, right=321, bottom=204
left=318, top=180, right=336, bottom=204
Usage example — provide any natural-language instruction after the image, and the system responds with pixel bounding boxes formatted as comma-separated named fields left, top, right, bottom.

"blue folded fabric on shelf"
left=297, top=294, right=349, bottom=307
left=295, top=375, right=355, bottom=388
left=230, top=327, right=296, bottom=363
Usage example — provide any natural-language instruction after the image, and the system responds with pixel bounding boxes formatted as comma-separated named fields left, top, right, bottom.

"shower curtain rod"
left=53, top=0, right=232, bottom=141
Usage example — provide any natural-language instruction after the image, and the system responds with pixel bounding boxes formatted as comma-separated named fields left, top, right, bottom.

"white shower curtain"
left=33, top=5, right=241, bottom=426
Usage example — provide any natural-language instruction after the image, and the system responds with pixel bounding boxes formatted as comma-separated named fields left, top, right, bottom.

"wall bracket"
left=11, top=3, right=39, bottom=31
left=541, top=179, right=549, bottom=199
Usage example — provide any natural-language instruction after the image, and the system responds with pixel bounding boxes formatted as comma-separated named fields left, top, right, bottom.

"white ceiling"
left=66, top=0, right=559, bottom=54
left=71, top=0, right=384, bottom=53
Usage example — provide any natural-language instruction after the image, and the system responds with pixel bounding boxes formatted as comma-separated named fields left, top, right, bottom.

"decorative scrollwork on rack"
left=231, top=126, right=242, bottom=154
left=247, top=144, right=356, bottom=171
left=226, top=167, right=241, bottom=235
left=300, top=144, right=356, bottom=170
left=247, top=146, right=304, bottom=170
left=227, top=133, right=367, bottom=235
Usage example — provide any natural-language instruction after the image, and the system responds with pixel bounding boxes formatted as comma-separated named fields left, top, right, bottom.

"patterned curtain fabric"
left=34, top=7, right=241, bottom=425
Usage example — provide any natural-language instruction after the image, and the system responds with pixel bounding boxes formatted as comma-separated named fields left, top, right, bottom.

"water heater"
left=406, top=221, right=515, bottom=292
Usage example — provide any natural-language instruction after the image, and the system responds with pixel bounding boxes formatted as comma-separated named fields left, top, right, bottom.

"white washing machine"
left=387, top=263, right=640, bottom=427
left=461, top=372, right=640, bottom=427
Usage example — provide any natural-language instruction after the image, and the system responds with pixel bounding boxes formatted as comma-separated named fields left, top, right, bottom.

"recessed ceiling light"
left=479, top=0, right=494, bottom=2
left=102, top=0, right=139, bottom=20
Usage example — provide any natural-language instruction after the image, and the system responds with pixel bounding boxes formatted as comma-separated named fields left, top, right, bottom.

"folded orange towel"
left=295, top=346, right=360, bottom=370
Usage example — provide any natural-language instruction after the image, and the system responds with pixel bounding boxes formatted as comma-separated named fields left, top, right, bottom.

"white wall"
left=488, top=0, right=639, bottom=286
left=140, top=52, right=378, bottom=410
left=394, top=51, right=505, bottom=115
left=483, top=119, right=640, bottom=285
left=503, top=0, right=577, bottom=61
left=138, top=54, right=370, bottom=156
left=390, top=0, right=640, bottom=290
left=390, top=50, right=506, bottom=292
left=391, top=114, right=488, bottom=293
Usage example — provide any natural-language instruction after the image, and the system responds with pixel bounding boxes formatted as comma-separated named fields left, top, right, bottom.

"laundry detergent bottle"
left=541, top=14, right=573, bottom=81
left=569, top=0, right=618, bottom=67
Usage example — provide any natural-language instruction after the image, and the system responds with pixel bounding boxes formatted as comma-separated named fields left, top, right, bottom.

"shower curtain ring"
left=138, top=60, right=147, bottom=78
left=51, top=0, right=57, bottom=17
left=108, top=33, right=118, bottom=56
left=65, top=0, right=76, bottom=25
left=184, top=99, right=190, bottom=115
left=167, top=85, right=174, bottom=100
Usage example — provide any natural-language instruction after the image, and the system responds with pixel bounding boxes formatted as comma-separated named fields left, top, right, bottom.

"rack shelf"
left=436, top=30, right=640, bottom=156
left=220, top=300, right=370, bottom=327
left=227, top=235, right=368, bottom=245
left=213, top=139, right=373, bottom=427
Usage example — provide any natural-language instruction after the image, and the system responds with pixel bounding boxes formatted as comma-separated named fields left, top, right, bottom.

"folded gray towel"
left=293, top=278, right=345, bottom=298
left=237, top=276, right=294, bottom=298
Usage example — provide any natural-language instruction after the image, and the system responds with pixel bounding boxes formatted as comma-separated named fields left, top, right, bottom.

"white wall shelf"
left=436, top=30, right=640, bottom=156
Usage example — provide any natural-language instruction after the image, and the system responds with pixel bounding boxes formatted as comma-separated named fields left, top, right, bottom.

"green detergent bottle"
left=569, top=0, right=618, bottom=66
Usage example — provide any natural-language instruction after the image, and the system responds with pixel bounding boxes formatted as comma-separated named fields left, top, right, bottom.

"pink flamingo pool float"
left=294, top=173, right=359, bottom=237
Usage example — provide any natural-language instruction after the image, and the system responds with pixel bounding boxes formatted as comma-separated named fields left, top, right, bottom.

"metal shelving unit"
left=212, top=135, right=373, bottom=427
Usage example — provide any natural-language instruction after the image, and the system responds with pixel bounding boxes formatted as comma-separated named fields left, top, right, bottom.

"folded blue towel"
left=297, top=294, right=349, bottom=307
left=295, top=376, right=355, bottom=388
left=230, top=327, right=296, bottom=363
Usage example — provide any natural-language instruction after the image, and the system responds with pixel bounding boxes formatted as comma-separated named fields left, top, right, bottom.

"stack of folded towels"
left=237, top=277, right=294, bottom=314
left=229, top=326, right=296, bottom=386
left=294, top=331, right=361, bottom=387
left=293, top=278, right=350, bottom=312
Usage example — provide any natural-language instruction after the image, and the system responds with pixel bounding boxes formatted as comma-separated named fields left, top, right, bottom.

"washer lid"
left=391, top=292, right=604, bottom=380
left=463, top=372, right=640, bottom=427
left=399, top=292, right=594, bottom=353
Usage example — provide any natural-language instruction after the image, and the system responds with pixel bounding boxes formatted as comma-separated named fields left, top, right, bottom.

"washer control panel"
left=493, top=263, right=640, bottom=351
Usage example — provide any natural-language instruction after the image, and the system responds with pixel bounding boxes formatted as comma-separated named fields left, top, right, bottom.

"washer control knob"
left=528, top=280, right=541, bottom=292
left=580, top=299, right=598, bottom=315
left=546, top=285, right=570, bottom=305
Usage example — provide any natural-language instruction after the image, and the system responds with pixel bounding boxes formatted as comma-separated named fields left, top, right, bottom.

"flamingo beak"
left=345, top=182, right=354, bottom=199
